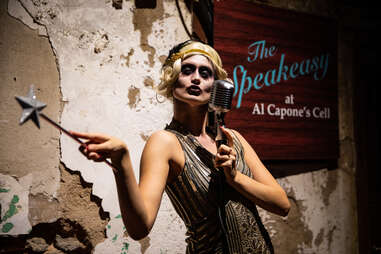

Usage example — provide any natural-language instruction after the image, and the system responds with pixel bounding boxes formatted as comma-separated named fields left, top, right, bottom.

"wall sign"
left=214, top=0, right=338, bottom=160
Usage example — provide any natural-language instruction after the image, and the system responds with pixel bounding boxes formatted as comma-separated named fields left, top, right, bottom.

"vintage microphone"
left=209, top=80, right=235, bottom=147
left=208, top=80, right=235, bottom=252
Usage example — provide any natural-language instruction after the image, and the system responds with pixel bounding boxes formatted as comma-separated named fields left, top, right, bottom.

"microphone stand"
left=208, top=79, right=235, bottom=253
left=211, top=110, right=229, bottom=253
left=215, top=111, right=227, bottom=147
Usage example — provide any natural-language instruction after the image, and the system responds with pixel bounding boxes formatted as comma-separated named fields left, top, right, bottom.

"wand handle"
left=40, top=113, right=82, bottom=145
left=39, top=113, right=117, bottom=170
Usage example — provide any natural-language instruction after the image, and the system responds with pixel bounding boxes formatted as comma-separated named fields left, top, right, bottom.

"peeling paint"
left=141, top=44, right=156, bottom=67
left=314, top=228, right=324, bottom=247
left=94, top=33, right=109, bottom=54
left=261, top=168, right=358, bottom=254
left=260, top=187, right=314, bottom=253
left=127, top=86, right=141, bottom=108
left=327, top=225, right=337, bottom=249
left=28, top=193, right=60, bottom=226
left=112, top=0, right=122, bottom=10
left=139, top=236, right=151, bottom=253
left=54, top=0, right=188, bottom=249
left=120, top=48, right=134, bottom=67
left=1, top=222, right=14, bottom=233
left=75, top=64, right=86, bottom=73
left=78, top=30, right=110, bottom=54
left=0, top=173, right=32, bottom=235
left=57, top=164, right=109, bottom=248
left=121, top=242, right=129, bottom=253
left=7, top=0, right=47, bottom=36
left=132, top=0, right=164, bottom=67
left=159, top=55, right=167, bottom=65
left=144, top=76, right=155, bottom=88
left=321, top=170, right=338, bottom=206
left=1, top=195, right=19, bottom=224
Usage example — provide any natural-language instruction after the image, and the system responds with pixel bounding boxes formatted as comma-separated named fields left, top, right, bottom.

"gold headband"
left=164, top=48, right=213, bottom=66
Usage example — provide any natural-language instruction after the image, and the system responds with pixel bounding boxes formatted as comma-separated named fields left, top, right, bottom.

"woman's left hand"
left=214, top=126, right=237, bottom=182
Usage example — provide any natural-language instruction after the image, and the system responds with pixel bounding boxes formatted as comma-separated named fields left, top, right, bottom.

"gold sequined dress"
left=165, top=119, right=274, bottom=254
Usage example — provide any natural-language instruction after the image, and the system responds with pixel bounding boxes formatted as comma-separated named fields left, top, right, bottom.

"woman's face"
left=172, top=54, right=215, bottom=107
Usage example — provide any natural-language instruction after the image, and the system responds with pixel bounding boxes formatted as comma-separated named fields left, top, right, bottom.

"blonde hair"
left=156, top=41, right=229, bottom=98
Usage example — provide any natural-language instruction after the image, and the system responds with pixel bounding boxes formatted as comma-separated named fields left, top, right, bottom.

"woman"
left=71, top=40, right=290, bottom=253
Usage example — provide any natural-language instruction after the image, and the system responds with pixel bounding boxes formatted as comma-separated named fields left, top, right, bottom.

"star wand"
left=15, top=85, right=116, bottom=169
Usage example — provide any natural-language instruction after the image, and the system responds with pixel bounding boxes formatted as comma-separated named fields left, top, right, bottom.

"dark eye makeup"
left=181, top=64, right=213, bottom=79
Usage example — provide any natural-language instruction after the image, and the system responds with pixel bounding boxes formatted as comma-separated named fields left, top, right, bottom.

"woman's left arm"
left=215, top=127, right=291, bottom=217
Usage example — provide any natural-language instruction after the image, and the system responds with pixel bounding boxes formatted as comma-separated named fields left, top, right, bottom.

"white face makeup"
left=172, top=54, right=215, bottom=107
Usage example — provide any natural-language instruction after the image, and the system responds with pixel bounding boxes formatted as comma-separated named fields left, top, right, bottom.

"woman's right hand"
left=70, top=131, right=128, bottom=166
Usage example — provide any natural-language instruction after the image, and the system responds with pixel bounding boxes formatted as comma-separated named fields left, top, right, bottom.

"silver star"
left=15, top=85, right=46, bottom=128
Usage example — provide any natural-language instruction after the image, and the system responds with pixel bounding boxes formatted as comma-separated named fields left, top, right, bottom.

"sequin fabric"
left=165, top=119, right=274, bottom=254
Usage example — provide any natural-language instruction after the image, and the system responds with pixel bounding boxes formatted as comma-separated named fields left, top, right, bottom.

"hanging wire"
left=175, top=0, right=197, bottom=40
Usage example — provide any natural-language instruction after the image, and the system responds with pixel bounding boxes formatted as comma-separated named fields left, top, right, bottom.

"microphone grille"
left=209, top=80, right=235, bottom=112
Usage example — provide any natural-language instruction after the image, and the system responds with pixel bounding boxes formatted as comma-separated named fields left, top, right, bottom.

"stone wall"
left=0, top=0, right=360, bottom=253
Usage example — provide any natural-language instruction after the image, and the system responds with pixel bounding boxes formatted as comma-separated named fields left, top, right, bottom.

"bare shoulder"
left=142, top=130, right=184, bottom=180
left=146, top=130, right=179, bottom=147
left=144, top=130, right=182, bottom=158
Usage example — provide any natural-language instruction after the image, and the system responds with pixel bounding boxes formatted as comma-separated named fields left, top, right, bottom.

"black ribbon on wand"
left=15, top=85, right=116, bottom=169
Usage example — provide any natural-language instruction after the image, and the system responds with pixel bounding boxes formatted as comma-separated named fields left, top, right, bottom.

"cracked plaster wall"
left=0, top=0, right=359, bottom=253
left=0, top=0, right=61, bottom=236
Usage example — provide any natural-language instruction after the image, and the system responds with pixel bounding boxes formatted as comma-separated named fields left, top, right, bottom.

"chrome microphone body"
left=208, top=80, right=235, bottom=147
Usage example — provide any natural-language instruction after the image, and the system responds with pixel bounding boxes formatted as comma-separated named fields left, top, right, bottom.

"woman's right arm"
left=70, top=130, right=176, bottom=240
